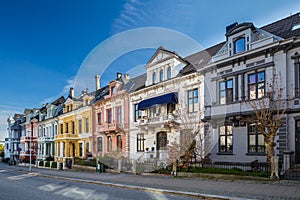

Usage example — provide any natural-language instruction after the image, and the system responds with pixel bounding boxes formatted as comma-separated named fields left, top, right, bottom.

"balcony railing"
left=136, top=113, right=178, bottom=127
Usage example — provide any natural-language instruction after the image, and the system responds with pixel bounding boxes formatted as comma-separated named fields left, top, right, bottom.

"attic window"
left=111, top=86, right=116, bottom=95
left=292, top=24, right=300, bottom=31
left=234, top=37, right=245, bottom=54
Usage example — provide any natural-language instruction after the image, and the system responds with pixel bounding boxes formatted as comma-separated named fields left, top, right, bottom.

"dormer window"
left=234, top=37, right=245, bottom=54
left=152, top=72, right=156, bottom=84
left=167, top=67, right=171, bottom=79
left=111, top=86, right=116, bottom=95
left=159, top=69, right=164, bottom=82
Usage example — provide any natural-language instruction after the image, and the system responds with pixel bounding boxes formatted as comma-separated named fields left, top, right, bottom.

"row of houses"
left=4, top=13, right=300, bottom=172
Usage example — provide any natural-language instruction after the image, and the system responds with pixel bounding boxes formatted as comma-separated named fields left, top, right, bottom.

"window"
left=72, top=121, right=75, bottom=134
left=219, top=79, right=233, bottom=104
left=116, top=107, right=122, bottom=124
left=117, top=135, right=122, bottom=152
left=137, top=133, right=145, bottom=152
left=97, top=112, right=102, bottom=125
left=79, top=143, right=83, bottom=157
left=54, top=125, right=57, bottom=135
left=107, top=136, right=112, bottom=152
left=65, top=123, right=69, bottom=133
left=134, top=104, right=141, bottom=122
left=188, top=88, right=199, bottom=113
left=248, top=71, right=265, bottom=100
left=234, top=37, right=245, bottom=54
left=248, top=123, right=265, bottom=153
left=219, top=125, right=233, bottom=153
left=111, top=86, right=116, bottom=95
left=167, top=67, right=171, bottom=79
left=86, top=142, right=90, bottom=153
left=85, top=118, right=89, bottom=132
left=107, top=109, right=112, bottom=123
left=159, top=69, right=164, bottom=82
left=97, top=137, right=103, bottom=152
left=149, top=105, right=160, bottom=117
left=167, top=103, right=175, bottom=113
left=78, top=119, right=82, bottom=134
left=152, top=72, right=156, bottom=84
left=60, top=124, right=63, bottom=134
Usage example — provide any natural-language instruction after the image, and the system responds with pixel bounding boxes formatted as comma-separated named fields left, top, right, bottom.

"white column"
left=82, top=141, right=85, bottom=157
left=50, top=143, right=53, bottom=156
left=60, top=142, right=63, bottom=157
left=44, top=143, right=47, bottom=156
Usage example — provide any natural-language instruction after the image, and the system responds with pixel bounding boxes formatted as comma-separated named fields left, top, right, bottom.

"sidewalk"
left=1, top=163, right=300, bottom=200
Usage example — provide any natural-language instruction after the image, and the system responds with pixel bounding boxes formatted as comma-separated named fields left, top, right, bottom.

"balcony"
left=96, top=122, right=118, bottom=133
left=55, top=133, right=78, bottom=140
left=203, top=98, right=272, bottom=121
left=136, top=113, right=178, bottom=128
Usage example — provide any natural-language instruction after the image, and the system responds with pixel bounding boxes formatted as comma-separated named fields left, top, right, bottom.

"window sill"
left=217, top=152, right=234, bottom=155
left=245, top=153, right=266, bottom=156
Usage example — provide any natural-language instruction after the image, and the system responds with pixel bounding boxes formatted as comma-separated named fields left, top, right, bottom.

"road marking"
left=8, top=173, right=38, bottom=181
left=0, top=170, right=7, bottom=173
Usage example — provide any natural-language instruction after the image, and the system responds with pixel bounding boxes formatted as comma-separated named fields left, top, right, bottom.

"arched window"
left=167, top=67, right=171, bottom=79
left=234, top=37, right=245, bottom=54
left=159, top=69, right=164, bottom=82
left=152, top=72, right=156, bottom=84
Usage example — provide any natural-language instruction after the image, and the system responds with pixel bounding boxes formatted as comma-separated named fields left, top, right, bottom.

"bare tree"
left=168, top=104, right=205, bottom=169
left=245, top=72, right=286, bottom=165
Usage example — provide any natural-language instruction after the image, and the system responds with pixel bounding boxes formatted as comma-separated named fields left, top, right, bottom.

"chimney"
left=69, top=87, right=74, bottom=98
left=123, top=74, right=130, bottom=83
left=117, top=72, right=122, bottom=80
left=95, top=75, right=100, bottom=90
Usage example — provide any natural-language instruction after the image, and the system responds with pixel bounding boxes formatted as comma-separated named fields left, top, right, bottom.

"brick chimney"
left=95, top=75, right=100, bottom=90
left=69, top=87, right=74, bottom=98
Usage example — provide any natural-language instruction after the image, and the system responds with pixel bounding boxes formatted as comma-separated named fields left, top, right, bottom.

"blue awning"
left=138, top=93, right=178, bottom=110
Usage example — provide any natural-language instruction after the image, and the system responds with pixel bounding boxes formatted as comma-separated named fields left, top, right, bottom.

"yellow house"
left=54, top=88, right=94, bottom=168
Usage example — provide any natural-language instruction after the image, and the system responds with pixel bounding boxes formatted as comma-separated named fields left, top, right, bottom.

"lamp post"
left=29, top=121, right=33, bottom=172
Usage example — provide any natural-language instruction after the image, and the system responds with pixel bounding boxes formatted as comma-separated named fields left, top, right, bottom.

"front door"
left=296, top=121, right=300, bottom=163
left=157, top=132, right=167, bottom=159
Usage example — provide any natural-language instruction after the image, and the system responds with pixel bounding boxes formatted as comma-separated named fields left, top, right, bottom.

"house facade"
left=129, top=47, right=204, bottom=167
left=201, top=13, right=300, bottom=165
left=54, top=88, right=94, bottom=168
left=36, top=96, right=64, bottom=161
left=19, top=109, right=39, bottom=162
left=5, top=114, right=24, bottom=163
left=93, top=73, right=130, bottom=159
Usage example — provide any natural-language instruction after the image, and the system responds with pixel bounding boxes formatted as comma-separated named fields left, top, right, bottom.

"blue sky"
left=0, top=0, right=299, bottom=140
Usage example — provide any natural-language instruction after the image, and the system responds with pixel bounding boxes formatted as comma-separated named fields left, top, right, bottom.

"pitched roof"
left=261, top=12, right=300, bottom=39
left=95, top=85, right=109, bottom=102
left=125, top=73, right=146, bottom=93
left=180, top=42, right=225, bottom=74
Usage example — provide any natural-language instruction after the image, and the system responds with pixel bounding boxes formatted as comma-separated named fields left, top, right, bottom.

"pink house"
left=20, top=109, right=39, bottom=162
left=92, top=73, right=130, bottom=159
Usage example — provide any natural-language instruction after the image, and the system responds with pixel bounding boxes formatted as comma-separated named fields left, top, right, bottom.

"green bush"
left=51, top=162, right=57, bottom=168
left=39, top=161, right=44, bottom=166
left=45, top=161, right=50, bottom=167
left=45, top=156, right=54, bottom=161
left=179, top=167, right=269, bottom=178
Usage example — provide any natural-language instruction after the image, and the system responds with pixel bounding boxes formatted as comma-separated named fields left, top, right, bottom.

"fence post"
left=282, top=150, right=294, bottom=173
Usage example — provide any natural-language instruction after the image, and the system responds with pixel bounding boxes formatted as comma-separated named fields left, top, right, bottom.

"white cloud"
left=111, top=0, right=198, bottom=35
left=40, top=76, right=76, bottom=105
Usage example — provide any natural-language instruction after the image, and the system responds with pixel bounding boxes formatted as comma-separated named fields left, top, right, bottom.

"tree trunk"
left=266, top=135, right=275, bottom=167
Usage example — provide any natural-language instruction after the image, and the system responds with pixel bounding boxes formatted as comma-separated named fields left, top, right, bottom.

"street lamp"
left=29, top=121, right=33, bottom=172
left=29, top=118, right=38, bottom=172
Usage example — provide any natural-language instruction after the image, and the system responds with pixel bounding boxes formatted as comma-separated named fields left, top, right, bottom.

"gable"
left=146, top=48, right=178, bottom=67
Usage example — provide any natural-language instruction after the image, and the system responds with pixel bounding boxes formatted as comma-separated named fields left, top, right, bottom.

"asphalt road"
left=0, top=169, right=195, bottom=200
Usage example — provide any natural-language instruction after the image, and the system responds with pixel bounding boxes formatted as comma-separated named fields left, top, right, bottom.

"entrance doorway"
left=157, top=132, right=167, bottom=159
